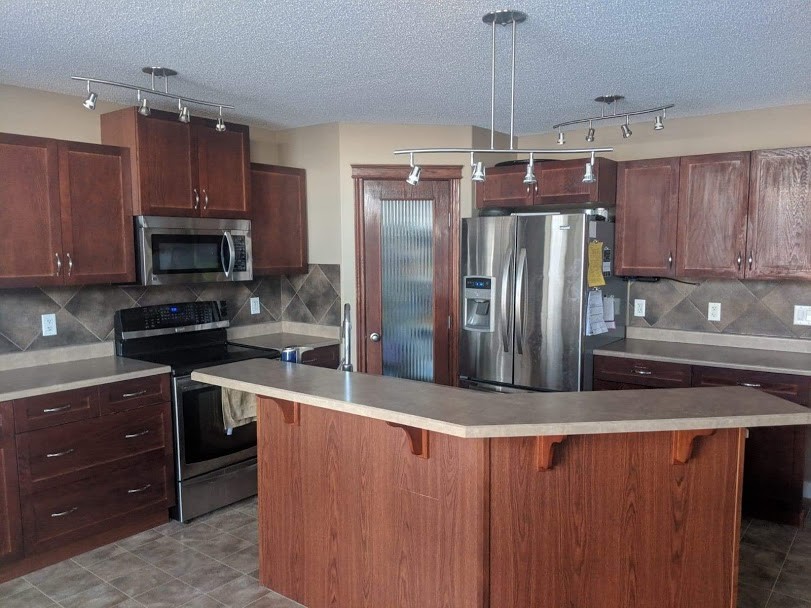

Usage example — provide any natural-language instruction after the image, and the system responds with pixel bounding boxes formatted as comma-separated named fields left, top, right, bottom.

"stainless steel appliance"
left=135, top=216, right=252, bottom=285
left=460, top=212, right=625, bottom=392
left=115, top=301, right=278, bottom=522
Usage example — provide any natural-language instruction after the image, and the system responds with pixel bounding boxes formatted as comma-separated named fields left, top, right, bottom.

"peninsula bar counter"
left=193, top=360, right=811, bottom=608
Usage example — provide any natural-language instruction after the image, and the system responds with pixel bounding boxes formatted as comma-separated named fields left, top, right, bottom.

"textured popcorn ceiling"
left=1, top=0, right=809, bottom=133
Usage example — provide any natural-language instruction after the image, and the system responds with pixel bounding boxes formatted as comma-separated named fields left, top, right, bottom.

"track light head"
left=406, top=165, right=421, bottom=186
left=654, top=115, right=664, bottom=130
left=585, top=126, right=595, bottom=142
left=83, top=91, right=98, bottom=110
left=138, top=97, right=151, bottom=116
left=472, top=161, right=486, bottom=182
left=178, top=105, right=190, bottom=123
left=523, top=160, right=536, bottom=185
left=215, top=117, right=226, bottom=132
left=621, top=118, right=632, bottom=139
left=556, top=130, right=565, bottom=145
left=582, top=161, right=596, bottom=184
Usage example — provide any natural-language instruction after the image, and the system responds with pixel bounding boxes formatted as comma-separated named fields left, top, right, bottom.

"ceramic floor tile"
left=218, top=546, right=259, bottom=575
left=789, top=529, right=811, bottom=558
left=743, top=520, right=798, bottom=553
left=767, top=592, right=811, bottom=607
left=180, top=596, right=226, bottom=607
left=131, top=536, right=195, bottom=566
left=134, top=579, right=203, bottom=608
left=109, top=563, right=174, bottom=597
left=738, top=542, right=787, bottom=590
left=207, top=575, right=269, bottom=608
left=27, top=563, right=105, bottom=603
left=72, top=542, right=128, bottom=567
left=83, top=550, right=152, bottom=582
left=58, top=581, right=131, bottom=608
left=153, top=521, right=187, bottom=536
left=229, top=523, right=258, bottom=545
left=200, top=510, right=257, bottom=533
left=177, top=560, right=243, bottom=593
left=116, top=528, right=165, bottom=551
left=2, top=587, right=58, bottom=608
left=245, top=592, right=304, bottom=608
left=169, top=522, right=220, bottom=544
left=774, top=555, right=811, bottom=602
left=0, top=577, right=33, bottom=599
left=191, top=533, right=253, bottom=561
left=738, top=583, right=772, bottom=608
left=151, top=548, right=221, bottom=578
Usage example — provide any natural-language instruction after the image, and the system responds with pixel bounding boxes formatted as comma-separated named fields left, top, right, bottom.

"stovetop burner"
left=133, top=343, right=279, bottom=376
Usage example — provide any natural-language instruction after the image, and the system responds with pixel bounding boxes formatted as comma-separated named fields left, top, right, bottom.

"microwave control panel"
left=233, top=236, right=248, bottom=271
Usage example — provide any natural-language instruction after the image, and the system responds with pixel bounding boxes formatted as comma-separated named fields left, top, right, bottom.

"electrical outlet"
left=633, top=299, right=646, bottom=317
left=707, top=302, right=722, bottom=322
left=793, top=305, right=811, bottom=326
left=250, top=297, right=260, bottom=315
left=41, top=313, right=57, bottom=336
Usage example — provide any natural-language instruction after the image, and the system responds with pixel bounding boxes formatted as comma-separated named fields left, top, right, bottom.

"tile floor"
left=3, top=499, right=811, bottom=608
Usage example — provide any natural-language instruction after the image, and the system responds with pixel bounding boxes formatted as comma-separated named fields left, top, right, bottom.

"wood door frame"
left=353, top=165, right=462, bottom=385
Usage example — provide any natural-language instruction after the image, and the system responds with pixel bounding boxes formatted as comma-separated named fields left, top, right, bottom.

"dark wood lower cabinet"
left=299, top=344, right=340, bottom=369
left=0, top=403, right=23, bottom=565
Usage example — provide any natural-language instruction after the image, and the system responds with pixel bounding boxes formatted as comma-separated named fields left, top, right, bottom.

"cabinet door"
left=58, top=142, right=135, bottom=284
left=0, top=402, right=23, bottom=564
left=251, top=164, right=308, bottom=274
left=196, top=124, right=251, bottom=219
left=535, top=157, right=617, bottom=206
left=746, top=148, right=811, bottom=279
left=475, top=165, right=534, bottom=208
left=135, top=113, right=197, bottom=216
left=676, top=152, right=750, bottom=278
left=615, top=158, right=680, bottom=277
left=0, top=134, right=63, bottom=287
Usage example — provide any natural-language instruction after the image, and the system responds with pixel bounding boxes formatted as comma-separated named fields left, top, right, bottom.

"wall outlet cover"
left=793, top=305, right=811, bottom=326
left=41, top=313, right=57, bottom=336
left=708, top=302, right=722, bottom=322
left=250, top=297, right=260, bottom=315
left=633, top=299, right=646, bottom=317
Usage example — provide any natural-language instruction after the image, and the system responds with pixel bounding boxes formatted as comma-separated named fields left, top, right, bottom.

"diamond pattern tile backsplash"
left=629, top=278, right=811, bottom=339
left=0, top=264, right=340, bottom=353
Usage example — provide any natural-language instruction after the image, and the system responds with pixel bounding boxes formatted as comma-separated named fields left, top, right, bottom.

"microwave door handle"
left=221, top=232, right=236, bottom=277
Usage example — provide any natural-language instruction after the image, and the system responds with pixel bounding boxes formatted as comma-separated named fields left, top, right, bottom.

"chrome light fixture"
left=553, top=95, right=674, bottom=143
left=523, top=153, right=537, bottom=185
left=71, top=67, right=233, bottom=131
left=394, top=11, right=612, bottom=184
left=582, top=152, right=596, bottom=184
left=406, top=153, right=422, bottom=185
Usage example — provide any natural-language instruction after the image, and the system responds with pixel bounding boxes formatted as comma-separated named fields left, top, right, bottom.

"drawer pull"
left=127, top=483, right=152, bottom=494
left=45, top=448, right=75, bottom=458
left=121, top=390, right=148, bottom=399
left=42, top=404, right=71, bottom=414
left=737, top=382, right=762, bottom=389
left=632, top=369, right=653, bottom=376
left=124, top=429, right=150, bottom=439
left=51, top=507, right=78, bottom=518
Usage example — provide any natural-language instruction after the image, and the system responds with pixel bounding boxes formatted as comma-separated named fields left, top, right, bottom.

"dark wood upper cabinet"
left=675, top=152, right=750, bottom=278
left=101, top=108, right=250, bottom=219
left=0, top=402, right=23, bottom=565
left=195, top=124, right=251, bottom=218
left=251, top=164, right=308, bottom=275
left=58, top=142, right=135, bottom=284
left=615, top=157, right=680, bottom=277
left=475, top=164, right=534, bottom=208
left=0, top=134, right=63, bottom=287
left=746, top=147, right=811, bottom=279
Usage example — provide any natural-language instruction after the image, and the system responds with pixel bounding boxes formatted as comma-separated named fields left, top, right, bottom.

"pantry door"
left=353, top=165, right=461, bottom=386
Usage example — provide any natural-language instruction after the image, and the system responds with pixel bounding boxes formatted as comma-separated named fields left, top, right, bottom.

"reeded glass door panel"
left=381, top=199, right=434, bottom=381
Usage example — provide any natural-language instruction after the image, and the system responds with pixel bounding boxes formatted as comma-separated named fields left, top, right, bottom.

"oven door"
left=173, top=375, right=257, bottom=480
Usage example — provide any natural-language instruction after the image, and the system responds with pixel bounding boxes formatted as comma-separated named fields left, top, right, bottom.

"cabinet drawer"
left=593, top=355, right=692, bottom=388
left=99, top=374, right=170, bottom=414
left=13, top=387, right=99, bottom=432
left=592, top=379, right=661, bottom=391
left=300, top=345, right=340, bottom=369
left=16, top=403, right=170, bottom=492
left=692, top=366, right=811, bottom=406
left=22, top=454, right=169, bottom=554
left=0, top=401, right=12, bottom=442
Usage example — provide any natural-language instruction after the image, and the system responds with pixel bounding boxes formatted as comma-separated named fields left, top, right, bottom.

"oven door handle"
left=221, top=232, right=236, bottom=278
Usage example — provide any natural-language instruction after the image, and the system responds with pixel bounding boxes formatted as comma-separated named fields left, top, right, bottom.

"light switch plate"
left=793, top=305, right=811, bottom=326
left=633, top=299, right=646, bottom=317
left=250, top=297, right=260, bottom=315
left=41, top=313, right=57, bottom=336
left=708, top=302, right=721, bottom=322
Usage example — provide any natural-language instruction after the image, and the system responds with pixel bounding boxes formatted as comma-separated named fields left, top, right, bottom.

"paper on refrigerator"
left=586, top=289, right=608, bottom=336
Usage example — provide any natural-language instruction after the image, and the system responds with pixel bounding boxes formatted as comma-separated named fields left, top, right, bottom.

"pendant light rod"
left=552, top=103, right=674, bottom=130
left=509, top=17, right=516, bottom=150
left=490, top=17, right=496, bottom=149
left=69, top=75, right=234, bottom=110
left=395, top=147, right=612, bottom=155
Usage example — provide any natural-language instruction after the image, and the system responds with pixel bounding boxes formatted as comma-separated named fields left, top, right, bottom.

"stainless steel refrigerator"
left=460, top=212, right=625, bottom=392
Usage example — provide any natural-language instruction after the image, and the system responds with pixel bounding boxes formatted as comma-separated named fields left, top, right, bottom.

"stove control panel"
left=115, top=300, right=228, bottom=334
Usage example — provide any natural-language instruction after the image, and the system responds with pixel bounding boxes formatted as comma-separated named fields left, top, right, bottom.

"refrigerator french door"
left=460, top=213, right=622, bottom=392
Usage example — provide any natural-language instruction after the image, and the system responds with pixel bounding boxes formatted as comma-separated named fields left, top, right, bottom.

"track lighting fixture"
left=523, top=154, right=537, bottom=185
left=553, top=95, right=673, bottom=143
left=71, top=67, right=233, bottom=131
left=582, top=152, right=596, bottom=184
left=406, top=154, right=422, bottom=185
left=395, top=11, right=612, bottom=185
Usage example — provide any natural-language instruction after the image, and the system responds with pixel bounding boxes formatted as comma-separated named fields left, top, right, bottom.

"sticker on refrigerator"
left=602, top=246, right=612, bottom=277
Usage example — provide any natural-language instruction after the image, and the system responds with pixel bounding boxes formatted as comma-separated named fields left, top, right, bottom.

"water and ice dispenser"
left=463, top=276, right=495, bottom=332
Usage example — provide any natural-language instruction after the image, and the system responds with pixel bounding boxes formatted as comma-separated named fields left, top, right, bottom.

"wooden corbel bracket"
left=672, top=429, right=715, bottom=464
left=536, top=435, right=567, bottom=471
left=386, top=422, right=430, bottom=459
left=270, top=399, right=300, bottom=426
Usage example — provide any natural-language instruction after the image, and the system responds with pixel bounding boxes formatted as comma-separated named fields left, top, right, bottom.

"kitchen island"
left=193, top=360, right=811, bottom=608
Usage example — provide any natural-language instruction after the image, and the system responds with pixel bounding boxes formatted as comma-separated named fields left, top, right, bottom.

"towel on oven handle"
left=221, top=388, right=257, bottom=433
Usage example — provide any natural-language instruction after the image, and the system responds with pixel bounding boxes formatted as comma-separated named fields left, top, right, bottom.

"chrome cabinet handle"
left=46, top=448, right=75, bottom=458
left=222, top=231, right=236, bottom=277
left=43, top=404, right=71, bottom=414
left=193, top=188, right=200, bottom=209
left=748, top=251, right=754, bottom=271
left=633, top=369, right=653, bottom=376
left=127, top=483, right=152, bottom=494
left=55, top=253, right=62, bottom=276
left=203, top=189, right=209, bottom=209
left=51, top=507, right=78, bottom=518
left=525, top=184, right=537, bottom=194
left=122, top=390, right=148, bottom=399
left=737, top=252, right=742, bottom=270
left=500, top=250, right=514, bottom=353
left=668, top=252, right=673, bottom=268
left=124, top=429, right=150, bottom=439
left=515, top=248, right=528, bottom=356
left=737, top=382, right=762, bottom=388
left=369, top=332, right=381, bottom=342
left=66, top=252, right=73, bottom=277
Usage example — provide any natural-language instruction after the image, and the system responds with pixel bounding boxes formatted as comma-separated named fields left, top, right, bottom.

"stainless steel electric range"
left=114, top=300, right=279, bottom=522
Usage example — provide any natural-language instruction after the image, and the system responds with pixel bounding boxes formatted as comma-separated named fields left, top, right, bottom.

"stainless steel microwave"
left=135, top=216, right=253, bottom=285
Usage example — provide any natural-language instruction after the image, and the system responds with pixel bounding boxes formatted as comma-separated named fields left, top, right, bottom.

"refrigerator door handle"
left=515, top=248, right=528, bottom=355
left=500, top=250, right=513, bottom=352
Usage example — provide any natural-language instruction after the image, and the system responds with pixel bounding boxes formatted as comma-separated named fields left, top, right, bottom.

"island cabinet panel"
left=489, top=429, right=744, bottom=608
left=258, top=398, right=489, bottom=608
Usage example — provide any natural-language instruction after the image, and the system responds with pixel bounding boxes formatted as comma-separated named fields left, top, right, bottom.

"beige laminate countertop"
left=594, top=339, right=811, bottom=376
left=228, top=333, right=339, bottom=352
left=0, top=357, right=171, bottom=402
left=192, top=359, right=811, bottom=438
